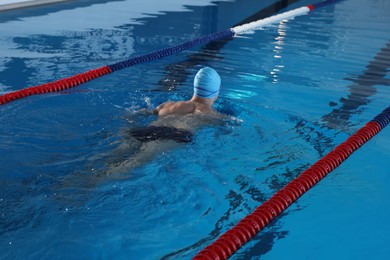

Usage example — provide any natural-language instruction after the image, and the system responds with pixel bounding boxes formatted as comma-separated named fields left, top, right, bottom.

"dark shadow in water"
left=290, top=114, right=336, bottom=157
left=322, top=39, right=390, bottom=129
left=0, top=58, right=31, bottom=90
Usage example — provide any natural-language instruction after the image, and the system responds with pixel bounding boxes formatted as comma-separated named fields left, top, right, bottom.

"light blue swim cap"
left=193, top=67, right=221, bottom=99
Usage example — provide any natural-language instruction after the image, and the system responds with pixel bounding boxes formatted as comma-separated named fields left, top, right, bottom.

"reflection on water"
left=322, top=39, right=390, bottom=129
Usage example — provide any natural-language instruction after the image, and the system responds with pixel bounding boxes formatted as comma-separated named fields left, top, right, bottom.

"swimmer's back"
left=154, top=101, right=212, bottom=116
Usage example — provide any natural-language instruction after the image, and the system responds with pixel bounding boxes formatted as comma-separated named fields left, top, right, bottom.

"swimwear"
left=128, top=125, right=193, bottom=143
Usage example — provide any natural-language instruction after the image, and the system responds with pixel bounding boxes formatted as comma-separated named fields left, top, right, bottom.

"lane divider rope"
left=0, top=0, right=339, bottom=106
left=193, top=108, right=390, bottom=260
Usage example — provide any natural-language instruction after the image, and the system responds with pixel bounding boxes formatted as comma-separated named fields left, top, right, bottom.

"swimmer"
left=107, top=67, right=226, bottom=174
left=153, top=66, right=222, bottom=117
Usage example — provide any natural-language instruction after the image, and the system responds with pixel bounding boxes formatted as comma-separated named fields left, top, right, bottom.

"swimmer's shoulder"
left=155, top=101, right=196, bottom=116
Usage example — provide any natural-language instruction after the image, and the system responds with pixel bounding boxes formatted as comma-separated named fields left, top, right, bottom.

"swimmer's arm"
left=137, top=108, right=159, bottom=115
left=136, top=102, right=176, bottom=116
left=212, top=110, right=243, bottom=124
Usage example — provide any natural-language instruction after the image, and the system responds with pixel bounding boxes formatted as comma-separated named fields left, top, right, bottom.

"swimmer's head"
left=193, top=67, right=221, bottom=99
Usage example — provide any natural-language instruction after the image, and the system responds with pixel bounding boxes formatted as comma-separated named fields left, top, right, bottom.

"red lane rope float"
left=194, top=106, right=390, bottom=260
left=0, top=66, right=112, bottom=105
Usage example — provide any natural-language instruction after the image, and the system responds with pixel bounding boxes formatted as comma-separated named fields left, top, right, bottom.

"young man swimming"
left=107, top=67, right=224, bottom=173
left=153, top=66, right=221, bottom=116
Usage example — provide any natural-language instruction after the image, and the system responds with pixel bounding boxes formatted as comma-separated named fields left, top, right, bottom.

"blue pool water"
left=1, top=0, right=390, bottom=259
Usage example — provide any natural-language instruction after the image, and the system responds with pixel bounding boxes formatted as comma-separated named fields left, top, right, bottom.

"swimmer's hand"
left=214, top=112, right=242, bottom=127
left=225, top=115, right=243, bottom=127
left=229, top=115, right=243, bottom=124
left=217, top=112, right=243, bottom=124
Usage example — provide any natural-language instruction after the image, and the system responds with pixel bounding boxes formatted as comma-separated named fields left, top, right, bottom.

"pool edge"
left=0, top=0, right=73, bottom=12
